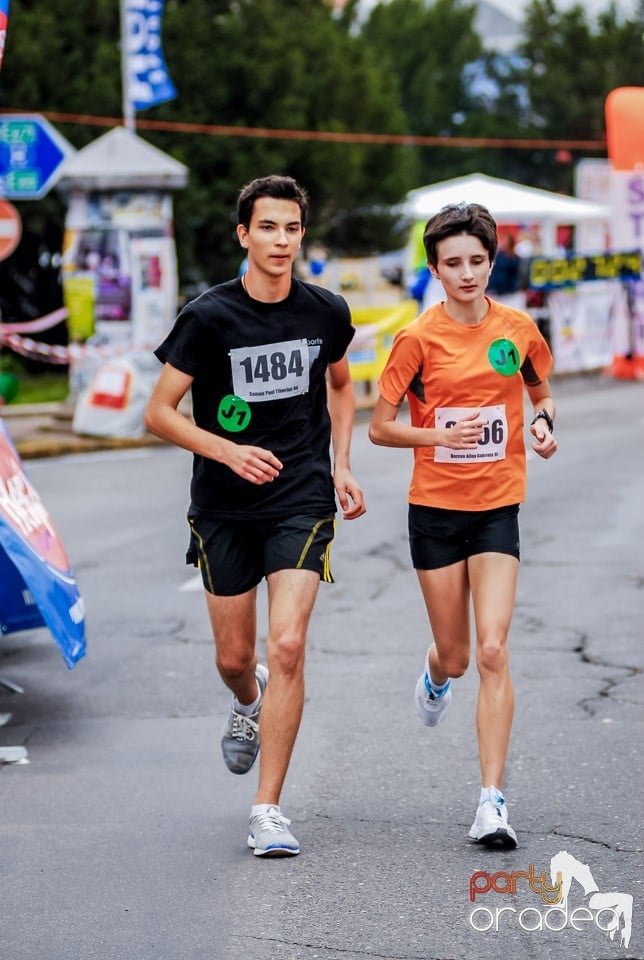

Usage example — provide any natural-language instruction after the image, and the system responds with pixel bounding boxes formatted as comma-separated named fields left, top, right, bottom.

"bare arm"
left=526, top=377, right=557, bottom=460
left=368, top=395, right=487, bottom=449
left=326, top=356, right=365, bottom=519
left=144, top=363, right=283, bottom=485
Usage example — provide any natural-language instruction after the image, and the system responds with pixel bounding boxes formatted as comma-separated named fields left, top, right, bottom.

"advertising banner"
left=62, top=190, right=175, bottom=349
left=130, top=234, right=177, bottom=347
left=607, top=171, right=644, bottom=376
left=528, top=251, right=641, bottom=290
left=0, top=1, right=9, bottom=73
left=0, top=419, right=86, bottom=669
left=548, top=283, right=616, bottom=374
left=125, top=0, right=176, bottom=111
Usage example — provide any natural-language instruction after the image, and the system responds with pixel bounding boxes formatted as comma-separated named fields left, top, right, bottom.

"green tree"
left=513, top=0, right=644, bottom=188
left=0, top=0, right=123, bottom=306
left=1, top=0, right=122, bottom=144
left=0, top=0, right=417, bottom=288
left=157, top=0, right=417, bottom=275
left=361, top=0, right=484, bottom=183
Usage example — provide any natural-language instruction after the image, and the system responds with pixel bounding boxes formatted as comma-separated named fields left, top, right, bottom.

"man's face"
left=237, top=197, right=304, bottom=278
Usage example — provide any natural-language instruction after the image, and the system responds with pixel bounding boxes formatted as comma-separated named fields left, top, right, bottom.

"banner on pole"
left=125, top=0, right=176, bottom=111
left=0, top=419, right=86, bottom=669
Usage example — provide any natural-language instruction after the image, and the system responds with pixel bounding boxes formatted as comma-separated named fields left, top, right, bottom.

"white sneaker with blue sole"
left=414, top=671, right=452, bottom=727
left=248, top=806, right=300, bottom=857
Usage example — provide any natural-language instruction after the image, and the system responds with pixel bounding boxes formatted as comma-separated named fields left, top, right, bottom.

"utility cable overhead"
left=24, top=109, right=606, bottom=152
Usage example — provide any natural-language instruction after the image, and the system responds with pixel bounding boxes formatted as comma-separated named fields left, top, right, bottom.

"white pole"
left=541, top=219, right=557, bottom=256
left=120, top=0, right=136, bottom=132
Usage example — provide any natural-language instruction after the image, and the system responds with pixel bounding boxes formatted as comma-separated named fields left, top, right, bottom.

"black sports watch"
left=531, top=409, right=554, bottom=433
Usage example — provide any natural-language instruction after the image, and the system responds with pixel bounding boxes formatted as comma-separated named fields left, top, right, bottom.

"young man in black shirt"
left=145, top=175, right=366, bottom=856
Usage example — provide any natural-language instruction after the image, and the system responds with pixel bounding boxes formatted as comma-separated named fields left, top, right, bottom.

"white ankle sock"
left=425, top=663, right=450, bottom=696
left=233, top=680, right=261, bottom=716
left=480, top=785, right=503, bottom=804
left=251, top=803, right=279, bottom=816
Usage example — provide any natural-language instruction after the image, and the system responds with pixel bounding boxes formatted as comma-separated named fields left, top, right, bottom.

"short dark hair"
left=423, top=203, right=498, bottom=267
left=237, top=175, right=309, bottom=228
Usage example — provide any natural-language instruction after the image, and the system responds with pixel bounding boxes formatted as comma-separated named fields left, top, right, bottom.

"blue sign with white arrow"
left=0, top=113, right=75, bottom=200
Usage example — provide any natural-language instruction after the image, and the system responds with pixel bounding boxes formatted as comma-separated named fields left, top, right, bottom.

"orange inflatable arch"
left=605, top=87, right=644, bottom=170
left=604, top=87, right=644, bottom=380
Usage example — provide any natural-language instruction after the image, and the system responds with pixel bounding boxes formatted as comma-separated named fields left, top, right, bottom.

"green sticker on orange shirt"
left=488, top=338, right=520, bottom=376
left=217, top=394, right=251, bottom=432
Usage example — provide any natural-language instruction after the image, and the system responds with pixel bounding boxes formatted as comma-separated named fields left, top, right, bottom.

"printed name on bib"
left=434, top=405, right=508, bottom=463
left=229, top=339, right=310, bottom=402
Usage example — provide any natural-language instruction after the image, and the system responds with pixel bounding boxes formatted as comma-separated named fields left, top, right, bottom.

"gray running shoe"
left=247, top=806, right=300, bottom=857
left=221, top=663, right=268, bottom=775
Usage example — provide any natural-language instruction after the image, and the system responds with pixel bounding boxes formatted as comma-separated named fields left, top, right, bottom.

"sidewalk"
left=1, top=402, right=167, bottom=460
left=1, top=389, right=378, bottom=461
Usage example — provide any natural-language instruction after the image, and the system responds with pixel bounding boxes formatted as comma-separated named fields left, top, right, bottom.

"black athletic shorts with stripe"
left=187, top=514, right=336, bottom=596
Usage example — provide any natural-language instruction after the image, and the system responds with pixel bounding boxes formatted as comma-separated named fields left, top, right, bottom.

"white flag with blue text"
left=126, top=0, right=176, bottom=111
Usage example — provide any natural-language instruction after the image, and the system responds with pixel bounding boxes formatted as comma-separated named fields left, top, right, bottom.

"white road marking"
left=179, top=573, right=203, bottom=592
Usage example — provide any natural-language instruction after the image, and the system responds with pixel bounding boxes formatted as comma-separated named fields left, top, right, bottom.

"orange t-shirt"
left=378, top=299, right=553, bottom=510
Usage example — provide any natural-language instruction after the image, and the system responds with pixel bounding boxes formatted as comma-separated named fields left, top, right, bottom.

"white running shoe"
left=468, top=790, right=518, bottom=849
left=414, top=671, right=452, bottom=727
left=248, top=806, right=300, bottom=857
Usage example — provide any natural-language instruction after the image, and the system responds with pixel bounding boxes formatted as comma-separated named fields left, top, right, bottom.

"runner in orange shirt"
left=369, top=202, right=557, bottom=848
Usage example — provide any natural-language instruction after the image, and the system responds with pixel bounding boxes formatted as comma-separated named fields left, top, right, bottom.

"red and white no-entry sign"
left=0, top=199, right=21, bottom=262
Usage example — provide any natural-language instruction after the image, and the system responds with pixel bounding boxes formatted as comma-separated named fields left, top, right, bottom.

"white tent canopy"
left=57, top=126, right=188, bottom=192
left=405, top=173, right=609, bottom=254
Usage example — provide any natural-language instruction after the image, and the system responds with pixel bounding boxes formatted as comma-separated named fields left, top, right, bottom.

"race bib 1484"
left=229, top=339, right=310, bottom=402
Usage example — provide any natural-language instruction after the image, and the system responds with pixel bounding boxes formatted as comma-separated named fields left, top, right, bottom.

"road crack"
left=572, top=632, right=641, bottom=716
left=233, top=935, right=453, bottom=960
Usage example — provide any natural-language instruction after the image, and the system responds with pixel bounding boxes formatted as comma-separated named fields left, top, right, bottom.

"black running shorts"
left=187, top=514, right=336, bottom=596
left=408, top=503, right=520, bottom=570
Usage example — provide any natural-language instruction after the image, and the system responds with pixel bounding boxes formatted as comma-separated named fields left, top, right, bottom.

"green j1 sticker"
left=488, top=338, right=520, bottom=376
left=217, top=394, right=251, bottom=432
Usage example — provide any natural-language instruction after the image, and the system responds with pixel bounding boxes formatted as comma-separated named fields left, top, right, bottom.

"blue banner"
left=0, top=0, right=9, bottom=72
left=126, top=0, right=176, bottom=111
left=0, top=419, right=86, bottom=669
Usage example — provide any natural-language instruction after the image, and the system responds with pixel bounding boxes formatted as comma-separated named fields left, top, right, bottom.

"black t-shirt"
left=154, top=277, right=354, bottom=519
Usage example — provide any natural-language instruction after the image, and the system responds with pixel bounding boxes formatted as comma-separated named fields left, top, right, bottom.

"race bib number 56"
left=434, top=404, right=508, bottom=463
left=229, top=339, right=309, bottom=402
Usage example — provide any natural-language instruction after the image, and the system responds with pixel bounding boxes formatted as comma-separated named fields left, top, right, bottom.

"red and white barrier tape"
left=0, top=307, right=69, bottom=334
left=0, top=307, right=159, bottom=364
left=0, top=329, right=154, bottom=365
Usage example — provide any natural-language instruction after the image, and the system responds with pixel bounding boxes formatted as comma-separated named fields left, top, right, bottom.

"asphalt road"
left=0, top=374, right=642, bottom=960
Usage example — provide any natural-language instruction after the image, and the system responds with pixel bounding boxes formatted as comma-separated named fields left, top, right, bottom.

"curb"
left=2, top=401, right=173, bottom=460
left=4, top=394, right=379, bottom=460
left=14, top=432, right=168, bottom=461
